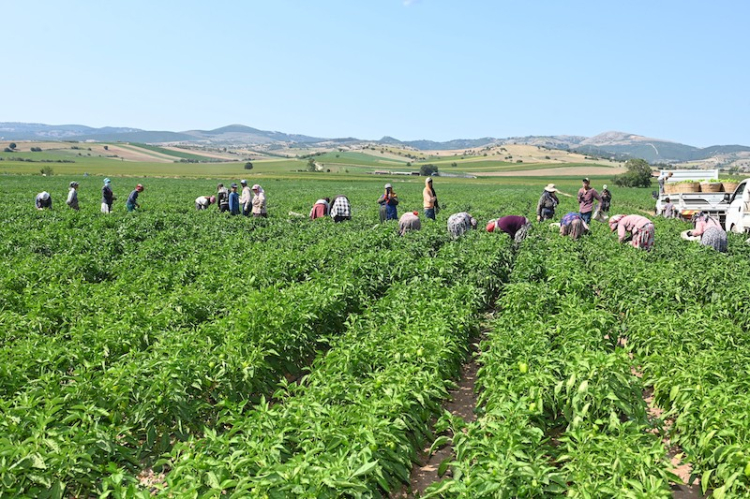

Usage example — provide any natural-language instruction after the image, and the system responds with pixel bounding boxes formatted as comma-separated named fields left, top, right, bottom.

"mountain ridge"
left=1, top=122, right=749, bottom=165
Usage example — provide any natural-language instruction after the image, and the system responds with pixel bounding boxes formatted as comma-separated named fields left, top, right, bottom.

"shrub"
left=420, top=164, right=439, bottom=176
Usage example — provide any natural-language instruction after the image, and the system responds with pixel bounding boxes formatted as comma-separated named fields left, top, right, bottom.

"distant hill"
left=1, top=122, right=749, bottom=167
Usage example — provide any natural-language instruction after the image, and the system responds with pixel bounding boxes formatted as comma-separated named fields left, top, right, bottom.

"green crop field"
left=127, top=143, right=228, bottom=162
left=3, top=172, right=750, bottom=497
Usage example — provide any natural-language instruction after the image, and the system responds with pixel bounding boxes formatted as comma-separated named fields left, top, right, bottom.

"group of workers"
left=33, top=175, right=728, bottom=253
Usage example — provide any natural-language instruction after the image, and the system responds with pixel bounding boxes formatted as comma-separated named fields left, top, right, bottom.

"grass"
left=128, top=143, right=226, bottom=162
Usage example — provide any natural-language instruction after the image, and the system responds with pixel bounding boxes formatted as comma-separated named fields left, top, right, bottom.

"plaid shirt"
left=330, top=196, right=351, bottom=218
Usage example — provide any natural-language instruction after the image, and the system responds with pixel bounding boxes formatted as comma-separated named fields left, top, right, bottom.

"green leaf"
left=352, top=461, right=378, bottom=478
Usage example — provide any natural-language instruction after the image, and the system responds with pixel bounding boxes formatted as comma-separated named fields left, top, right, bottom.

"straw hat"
left=544, top=183, right=558, bottom=193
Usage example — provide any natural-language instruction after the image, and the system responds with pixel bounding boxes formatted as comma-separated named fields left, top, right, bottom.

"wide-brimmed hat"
left=544, top=183, right=558, bottom=193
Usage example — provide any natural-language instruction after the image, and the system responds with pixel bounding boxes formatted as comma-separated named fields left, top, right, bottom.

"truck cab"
left=724, top=180, right=750, bottom=234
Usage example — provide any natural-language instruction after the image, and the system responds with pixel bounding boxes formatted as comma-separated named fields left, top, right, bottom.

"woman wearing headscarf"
left=35, top=191, right=52, bottom=210
left=486, top=215, right=532, bottom=243
left=309, top=197, right=330, bottom=220
left=126, top=184, right=144, bottom=212
left=66, top=182, right=79, bottom=210
left=687, top=212, right=727, bottom=252
left=398, top=211, right=421, bottom=236
left=378, top=183, right=399, bottom=221
left=195, top=195, right=215, bottom=210
left=101, top=178, right=115, bottom=213
left=251, top=184, right=267, bottom=217
left=536, top=184, right=560, bottom=221
left=559, top=212, right=589, bottom=240
left=423, top=177, right=438, bottom=220
left=595, top=184, right=612, bottom=221
left=609, top=214, right=655, bottom=251
left=447, top=212, right=477, bottom=239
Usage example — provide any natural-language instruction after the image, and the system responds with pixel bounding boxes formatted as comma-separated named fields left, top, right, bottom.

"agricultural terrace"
left=2, top=174, right=750, bottom=498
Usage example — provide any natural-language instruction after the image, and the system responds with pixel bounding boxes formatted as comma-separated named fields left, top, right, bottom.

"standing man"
left=217, top=183, right=229, bottom=213
left=577, top=178, right=601, bottom=224
left=657, top=171, right=673, bottom=194
left=126, top=184, right=144, bottom=212
left=101, top=178, right=115, bottom=214
left=239, top=179, right=252, bottom=216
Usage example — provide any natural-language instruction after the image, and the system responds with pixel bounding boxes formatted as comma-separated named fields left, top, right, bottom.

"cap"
left=544, top=183, right=558, bottom=193
left=240, top=179, right=247, bottom=185
left=69, top=181, right=78, bottom=188
left=582, top=177, right=590, bottom=183
left=385, top=183, right=392, bottom=189
left=486, top=220, right=496, bottom=232
left=230, top=183, right=238, bottom=188
left=104, top=178, right=111, bottom=184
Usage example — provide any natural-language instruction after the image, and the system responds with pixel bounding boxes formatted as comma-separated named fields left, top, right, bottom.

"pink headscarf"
left=608, top=214, right=625, bottom=231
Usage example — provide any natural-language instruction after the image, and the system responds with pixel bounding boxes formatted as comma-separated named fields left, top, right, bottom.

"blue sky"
left=2, top=0, right=748, bottom=146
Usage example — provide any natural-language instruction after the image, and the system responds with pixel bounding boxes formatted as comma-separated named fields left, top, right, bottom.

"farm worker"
left=309, top=198, right=330, bottom=220
left=195, top=195, right=215, bottom=210
left=378, top=184, right=399, bottom=221
left=447, top=212, right=477, bottom=239
left=216, top=183, right=230, bottom=213
left=330, top=195, right=352, bottom=222
left=609, top=214, right=655, bottom=251
left=228, top=183, right=240, bottom=215
left=239, top=179, right=252, bottom=216
left=536, top=184, right=560, bottom=221
left=660, top=197, right=678, bottom=219
left=101, top=178, right=115, bottom=213
left=423, top=177, right=438, bottom=220
left=486, top=215, right=532, bottom=243
left=399, top=211, right=421, bottom=236
left=687, top=211, right=727, bottom=253
left=657, top=171, right=673, bottom=194
left=126, top=184, right=144, bottom=212
left=251, top=184, right=267, bottom=218
left=577, top=178, right=601, bottom=224
left=594, top=184, right=612, bottom=221
left=559, top=212, right=589, bottom=240
left=35, top=191, right=52, bottom=210
left=66, top=182, right=79, bottom=210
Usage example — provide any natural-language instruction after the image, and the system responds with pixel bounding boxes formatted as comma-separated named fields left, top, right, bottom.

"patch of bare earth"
left=138, top=467, right=166, bottom=495
left=392, top=338, right=481, bottom=498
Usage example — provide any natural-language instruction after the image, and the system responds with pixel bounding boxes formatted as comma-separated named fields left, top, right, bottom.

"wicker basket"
left=700, top=182, right=722, bottom=193
left=667, top=182, right=700, bottom=194
left=722, top=182, right=739, bottom=193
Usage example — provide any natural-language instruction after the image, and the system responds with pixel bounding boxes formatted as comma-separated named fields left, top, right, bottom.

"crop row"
left=426, top=226, right=676, bottom=497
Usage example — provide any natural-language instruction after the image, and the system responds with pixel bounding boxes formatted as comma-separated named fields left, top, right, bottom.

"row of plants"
left=425, top=226, right=677, bottom=497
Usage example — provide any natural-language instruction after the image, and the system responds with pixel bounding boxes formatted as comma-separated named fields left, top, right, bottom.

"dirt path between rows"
left=393, top=337, right=481, bottom=498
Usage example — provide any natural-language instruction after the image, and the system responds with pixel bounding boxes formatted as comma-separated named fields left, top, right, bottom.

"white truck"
left=655, top=169, right=750, bottom=233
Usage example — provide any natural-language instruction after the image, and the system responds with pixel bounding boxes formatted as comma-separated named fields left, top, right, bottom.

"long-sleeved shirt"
left=66, top=188, right=78, bottom=209
left=251, top=191, right=266, bottom=215
left=239, top=186, right=252, bottom=209
left=102, top=185, right=114, bottom=205
left=330, top=196, right=351, bottom=218
left=692, top=216, right=721, bottom=237
left=495, top=216, right=529, bottom=238
left=617, top=215, right=652, bottom=240
left=228, top=191, right=240, bottom=214
left=126, top=190, right=139, bottom=207
left=577, top=187, right=601, bottom=214
left=35, top=193, right=52, bottom=209
left=536, top=191, right=559, bottom=217
left=399, top=212, right=421, bottom=235
left=217, top=187, right=229, bottom=207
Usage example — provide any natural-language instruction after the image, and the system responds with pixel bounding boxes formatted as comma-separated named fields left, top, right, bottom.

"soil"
left=392, top=340, right=481, bottom=498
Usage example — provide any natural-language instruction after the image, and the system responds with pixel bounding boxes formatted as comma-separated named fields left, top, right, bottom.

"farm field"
left=3, top=174, right=750, bottom=497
